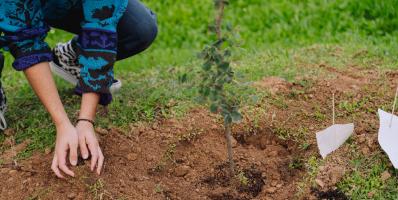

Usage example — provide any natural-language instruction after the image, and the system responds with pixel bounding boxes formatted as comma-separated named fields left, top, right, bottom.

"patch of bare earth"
left=0, top=108, right=302, bottom=200
left=0, top=64, right=396, bottom=200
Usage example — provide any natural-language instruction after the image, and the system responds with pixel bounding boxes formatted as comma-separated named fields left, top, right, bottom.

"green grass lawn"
left=1, top=0, right=398, bottom=199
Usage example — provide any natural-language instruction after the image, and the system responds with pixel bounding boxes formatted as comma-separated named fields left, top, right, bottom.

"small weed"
left=295, top=156, right=322, bottom=198
left=297, top=79, right=313, bottom=90
left=270, top=97, right=288, bottom=109
left=339, top=97, right=369, bottom=115
left=154, top=184, right=164, bottom=193
left=288, top=89, right=305, bottom=98
left=289, top=157, right=304, bottom=170
left=313, top=106, right=326, bottom=121
left=237, top=171, right=249, bottom=186
left=151, top=143, right=177, bottom=173
left=273, top=126, right=307, bottom=143
left=300, top=142, right=311, bottom=151
left=26, top=188, right=50, bottom=200
left=89, top=179, right=106, bottom=200
left=274, top=127, right=291, bottom=141
left=177, top=129, right=203, bottom=143
left=164, top=143, right=177, bottom=163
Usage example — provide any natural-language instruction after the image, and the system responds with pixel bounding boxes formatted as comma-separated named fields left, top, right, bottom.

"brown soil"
left=311, top=188, right=348, bottom=200
left=0, top=63, right=396, bottom=200
left=254, top=76, right=292, bottom=94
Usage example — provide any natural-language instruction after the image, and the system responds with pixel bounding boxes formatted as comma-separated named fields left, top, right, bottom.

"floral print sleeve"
left=0, top=0, right=52, bottom=71
left=75, top=0, right=128, bottom=94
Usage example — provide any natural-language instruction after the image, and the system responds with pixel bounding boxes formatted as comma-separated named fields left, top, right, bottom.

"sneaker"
left=0, top=54, right=7, bottom=130
left=50, top=40, right=122, bottom=93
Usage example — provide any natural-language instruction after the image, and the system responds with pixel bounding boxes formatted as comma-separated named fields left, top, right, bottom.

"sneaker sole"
left=50, top=61, right=122, bottom=94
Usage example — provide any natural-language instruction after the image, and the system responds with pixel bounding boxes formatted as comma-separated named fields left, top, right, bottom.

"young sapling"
left=197, top=0, right=242, bottom=176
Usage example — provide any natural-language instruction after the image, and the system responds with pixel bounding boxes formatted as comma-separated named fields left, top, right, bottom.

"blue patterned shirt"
left=0, top=0, right=128, bottom=94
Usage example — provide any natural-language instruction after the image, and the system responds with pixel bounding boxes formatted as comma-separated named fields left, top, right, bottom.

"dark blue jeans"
left=46, top=0, right=158, bottom=61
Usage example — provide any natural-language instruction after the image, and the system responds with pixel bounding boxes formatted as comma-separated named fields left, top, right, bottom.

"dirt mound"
left=315, top=65, right=375, bottom=93
left=254, top=76, right=292, bottom=94
left=0, top=108, right=303, bottom=200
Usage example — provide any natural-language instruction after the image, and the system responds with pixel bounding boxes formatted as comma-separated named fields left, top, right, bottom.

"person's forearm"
left=24, top=62, right=70, bottom=126
left=25, top=62, right=80, bottom=178
left=79, top=93, right=100, bottom=121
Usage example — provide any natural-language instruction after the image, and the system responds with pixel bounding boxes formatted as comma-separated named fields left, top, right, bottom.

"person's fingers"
left=97, top=148, right=104, bottom=175
left=69, top=141, right=78, bottom=166
left=58, top=150, right=75, bottom=177
left=88, top=142, right=99, bottom=171
left=79, top=136, right=89, bottom=159
left=51, top=155, right=64, bottom=179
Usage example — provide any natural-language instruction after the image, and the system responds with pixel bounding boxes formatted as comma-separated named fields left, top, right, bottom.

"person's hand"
left=76, top=121, right=104, bottom=175
left=52, top=122, right=79, bottom=178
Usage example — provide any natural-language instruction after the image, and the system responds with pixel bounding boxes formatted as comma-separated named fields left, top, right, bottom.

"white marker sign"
left=316, top=123, right=354, bottom=159
left=378, top=109, right=398, bottom=169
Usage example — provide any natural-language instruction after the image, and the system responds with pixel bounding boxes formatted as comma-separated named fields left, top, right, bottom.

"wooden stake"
left=389, top=86, right=398, bottom=128
left=332, top=92, right=335, bottom=125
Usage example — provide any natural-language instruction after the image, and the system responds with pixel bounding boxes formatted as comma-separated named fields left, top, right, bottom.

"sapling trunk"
left=216, top=0, right=236, bottom=176
left=215, top=0, right=225, bottom=40
left=224, top=121, right=236, bottom=175
left=199, top=0, right=238, bottom=177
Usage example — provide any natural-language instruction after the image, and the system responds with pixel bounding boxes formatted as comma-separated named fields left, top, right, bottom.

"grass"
left=339, top=155, right=398, bottom=199
left=0, top=0, right=398, bottom=199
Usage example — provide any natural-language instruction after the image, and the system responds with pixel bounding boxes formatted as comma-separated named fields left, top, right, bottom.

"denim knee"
left=116, top=7, right=158, bottom=60
left=135, top=17, right=158, bottom=51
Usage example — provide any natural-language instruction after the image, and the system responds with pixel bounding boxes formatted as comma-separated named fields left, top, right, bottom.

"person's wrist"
left=54, top=118, right=72, bottom=129
left=77, top=120, right=94, bottom=127
left=76, top=117, right=95, bottom=126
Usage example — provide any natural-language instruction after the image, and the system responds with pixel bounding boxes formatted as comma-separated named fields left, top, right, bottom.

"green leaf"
left=250, top=95, right=259, bottom=103
left=224, top=114, right=232, bottom=125
left=220, top=104, right=230, bottom=116
left=224, top=50, right=232, bottom=57
left=194, top=96, right=206, bottom=104
left=209, top=89, right=219, bottom=101
left=214, top=39, right=224, bottom=47
left=200, top=86, right=210, bottom=97
left=202, top=61, right=212, bottom=71
left=208, top=25, right=216, bottom=32
left=210, top=103, right=218, bottom=113
left=178, top=73, right=187, bottom=83
left=231, top=111, right=242, bottom=123
left=226, top=22, right=233, bottom=31
left=219, top=62, right=229, bottom=70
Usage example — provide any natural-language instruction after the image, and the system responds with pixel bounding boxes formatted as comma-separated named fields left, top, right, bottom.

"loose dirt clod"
left=381, top=171, right=391, bottom=182
left=173, top=165, right=190, bottom=177
left=126, top=153, right=138, bottom=161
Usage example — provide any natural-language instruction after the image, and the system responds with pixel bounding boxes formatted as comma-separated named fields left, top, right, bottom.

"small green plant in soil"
left=89, top=179, right=106, bottom=200
left=197, top=0, right=242, bottom=175
left=237, top=171, right=249, bottom=186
